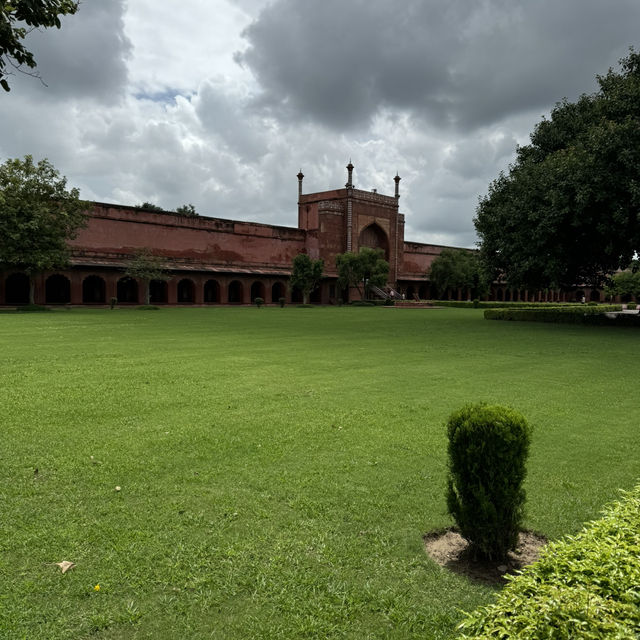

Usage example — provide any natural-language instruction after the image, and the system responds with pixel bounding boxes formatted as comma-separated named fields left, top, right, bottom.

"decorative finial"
left=346, top=161, right=354, bottom=188
left=297, top=169, right=304, bottom=198
left=394, top=173, right=401, bottom=199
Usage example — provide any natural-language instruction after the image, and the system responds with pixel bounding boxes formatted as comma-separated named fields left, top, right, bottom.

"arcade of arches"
left=0, top=271, right=296, bottom=306
left=1, top=271, right=602, bottom=307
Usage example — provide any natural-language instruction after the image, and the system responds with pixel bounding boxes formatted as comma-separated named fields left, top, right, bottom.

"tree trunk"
left=303, top=291, right=309, bottom=305
left=144, top=280, right=150, bottom=305
left=29, top=277, right=35, bottom=305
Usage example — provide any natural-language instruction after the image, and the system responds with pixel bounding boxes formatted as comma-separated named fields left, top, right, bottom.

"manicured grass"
left=1, top=307, right=639, bottom=639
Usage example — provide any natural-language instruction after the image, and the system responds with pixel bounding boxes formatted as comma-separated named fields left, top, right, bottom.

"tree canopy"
left=0, top=155, right=85, bottom=302
left=136, top=202, right=164, bottom=211
left=475, top=50, right=640, bottom=290
left=175, top=203, right=198, bottom=217
left=1, top=1, right=79, bottom=92
left=428, top=248, right=486, bottom=299
left=290, top=253, right=323, bottom=304
left=336, top=247, right=389, bottom=298
left=604, top=263, right=640, bottom=301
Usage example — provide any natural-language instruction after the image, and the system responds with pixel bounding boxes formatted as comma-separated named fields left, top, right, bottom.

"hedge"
left=458, top=485, right=640, bottom=638
left=484, top=306, right=624, bottom=324
left=430, top=301, right=593, bottom=310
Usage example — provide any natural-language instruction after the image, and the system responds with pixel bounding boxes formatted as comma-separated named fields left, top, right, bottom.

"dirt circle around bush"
left=424, top=528, right=547, bottom=585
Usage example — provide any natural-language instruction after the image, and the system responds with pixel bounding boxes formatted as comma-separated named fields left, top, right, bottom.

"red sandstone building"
left=0, top=164, right=599, bottom=306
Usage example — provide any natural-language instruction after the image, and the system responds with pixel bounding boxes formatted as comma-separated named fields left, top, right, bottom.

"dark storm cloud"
left=7, top=0, right=131, bottom=102
left=237, top=0, right=640, bottom=131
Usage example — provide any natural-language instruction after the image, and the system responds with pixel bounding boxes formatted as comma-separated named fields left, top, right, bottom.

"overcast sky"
left=1, top=1, right=638, bottom=247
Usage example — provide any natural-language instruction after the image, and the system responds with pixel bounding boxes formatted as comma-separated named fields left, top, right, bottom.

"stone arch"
left=46, top=274, right=71, bottom=304
left=5, top=272, right=30, bottom=304
left=177, top=279, right=195, bottom=304
left=418, top=284, right=428, bottom=300
left=496, top=288, right=504, bottom=301
left=117, top=277, right=138, bottom=303
left=251, top=281, right=266, bottom=302
left=589, top=289, right=601, bottom=302
left=271, top=281, right=285, bottom=303
left=204, top=279, right=220, bottom=304
left=406, top=285, right=416, bottom=300
left=228, top=280, right=243, bottom=304
left=150, top=280, right=167, bottom=304
left=82, top=275, right=106, bottom=304
left=358, top=223, right=389, bottom=260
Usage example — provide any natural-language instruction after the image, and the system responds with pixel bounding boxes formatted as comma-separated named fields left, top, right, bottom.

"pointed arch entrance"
left=358, top=223, right=389, bottom=260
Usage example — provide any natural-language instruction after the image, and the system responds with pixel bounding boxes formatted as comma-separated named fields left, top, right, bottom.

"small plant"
left=279, top=297, right=286, bottom=308
left=446, top=403, right=531, bottom=560
left=254, top=297, right=264, bottom=308
left=136, top=305, right=160, bottom=311
left=110, top=297, right=117, bottom=310
left=626, top=302, right=637, bottom=310
left=473, top=298, right=480, bottom=308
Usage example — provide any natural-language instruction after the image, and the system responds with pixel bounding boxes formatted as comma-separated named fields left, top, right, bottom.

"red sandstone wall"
left=70, top=203, right=307, bottom=269
left=400, top=242, right=452, bottom=279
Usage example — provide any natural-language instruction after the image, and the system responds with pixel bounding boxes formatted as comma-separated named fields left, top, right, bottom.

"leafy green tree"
left=175, top=203, right=198, bottom=217
left=123, top=248, right=169, bottom=305
left=428, top=248, right=486, bottom=299
left=290, top=253, right=323, bottom=304
left=336, top=247, right=389, bottom=298
left=1, top=1, right=79, bottom=92
left=605, top=267, right=640, bottom=301
left=136, top=202, right=163, bottom=211
left=0, top=155, right=85, bottom=303
left=475, top=50, right=640, bottom=290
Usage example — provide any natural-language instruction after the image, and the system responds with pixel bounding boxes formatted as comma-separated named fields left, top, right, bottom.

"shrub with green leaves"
left=459, top=485, right=640, bottom=638
left=446, top=404, right=531, bottom=560
left=254, top=297, right=264, bottom=308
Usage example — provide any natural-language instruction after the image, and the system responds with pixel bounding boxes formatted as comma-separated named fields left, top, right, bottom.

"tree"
left=0, top=155, right=85, bottom=303
left=475, top=50, right=640, bottom=290
left=175, top=203, right=198, bottom=217
left=336, top=247, right=389, bottom=298
left=136, top=202, right=163, bottom=211
left=1, top=1, right=79, bottom=92
left=428, top=248, right=486, bottom=299
left=290, top=253, right=323, bottom=304
left=123, top=248, right=169, bottom=305
left=605, top=266, right=640, bottom=301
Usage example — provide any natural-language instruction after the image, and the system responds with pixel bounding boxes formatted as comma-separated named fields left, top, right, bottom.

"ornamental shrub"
left=627, top=302, right=637, bottom=310
left=254, top=297, right=264, bottom=308
left=278, top=297, right=286, bottom=308
left=446, top=403, right=531, bottom=560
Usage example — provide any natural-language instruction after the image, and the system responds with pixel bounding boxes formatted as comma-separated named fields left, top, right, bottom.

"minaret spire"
left=345, top=160, right=354, bottom=188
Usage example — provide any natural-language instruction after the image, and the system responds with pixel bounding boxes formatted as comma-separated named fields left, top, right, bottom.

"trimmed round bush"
left=446, top=403, right=531, bottom=560
left=254, top=297, right=264, bottom=308
left=626, top=302, right=637, bottom=310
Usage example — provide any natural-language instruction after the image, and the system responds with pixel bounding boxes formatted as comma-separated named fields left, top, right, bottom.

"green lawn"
left=1, top=307, right=639, bottom=639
